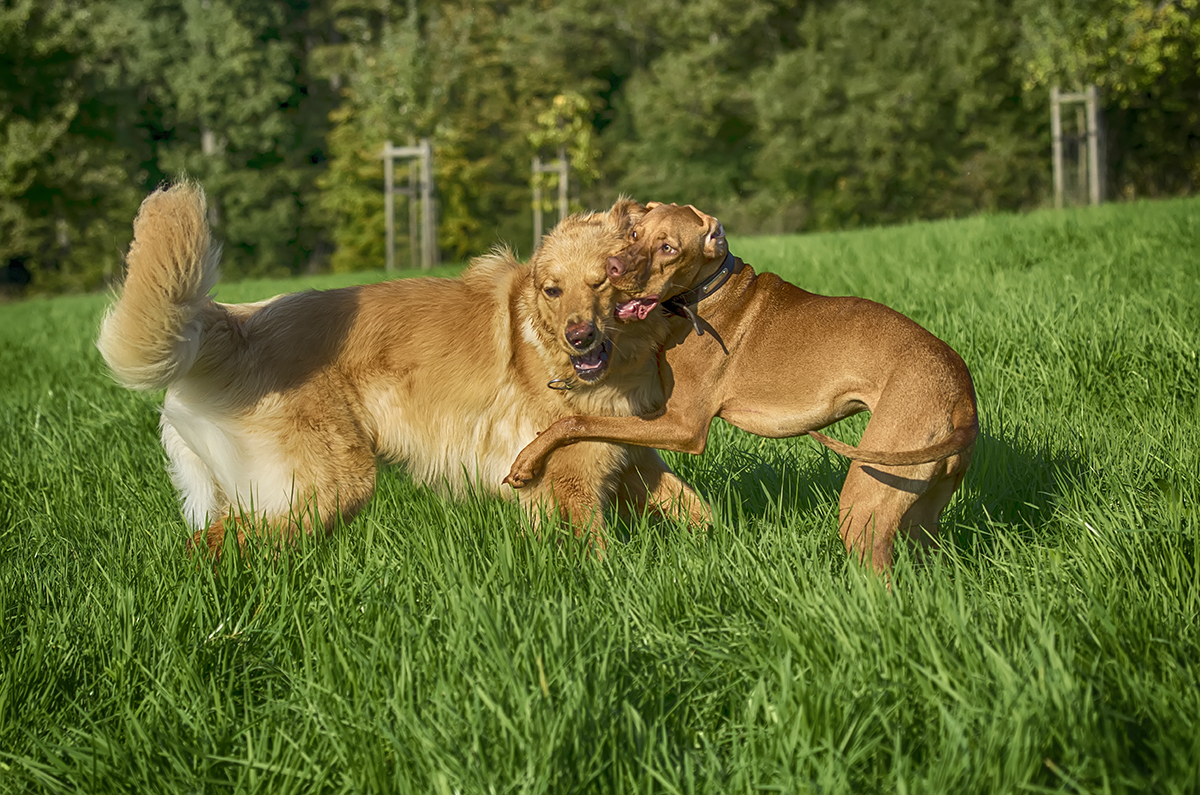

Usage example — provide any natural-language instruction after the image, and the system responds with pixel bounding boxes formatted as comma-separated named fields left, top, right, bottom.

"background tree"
left=608, top=0, right=805, bottom=230
left=147, top=0, right=332, bottom=278
left=1018, top=0, right=1200, bottom=197
left=529, top=91, right=602, bottom=219
left=1, top=0, right=146, bottom=292
left=315, top=1, right=623, bottom=269
left=4, top=0, right=1199, bottom=292
left=751, top=0, right=1045, bottom=231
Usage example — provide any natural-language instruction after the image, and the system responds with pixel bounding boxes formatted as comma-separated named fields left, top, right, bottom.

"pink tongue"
left=615, top=296, right=660, bottom=321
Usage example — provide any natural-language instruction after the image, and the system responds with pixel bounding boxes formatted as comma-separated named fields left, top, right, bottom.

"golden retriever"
left=97, top=182, right=706, bottom=555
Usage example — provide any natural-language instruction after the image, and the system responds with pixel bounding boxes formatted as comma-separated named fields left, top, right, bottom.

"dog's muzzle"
left=569, top=339, right=612, bottom=382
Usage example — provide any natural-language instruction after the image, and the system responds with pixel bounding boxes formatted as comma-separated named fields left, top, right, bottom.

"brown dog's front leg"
left=503, top=411, right=712, bottom=489
left=504, top=418, right=587, bottom=488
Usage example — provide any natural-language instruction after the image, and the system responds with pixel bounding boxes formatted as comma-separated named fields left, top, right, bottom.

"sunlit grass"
left=1, top=198, right=1198, bottom=792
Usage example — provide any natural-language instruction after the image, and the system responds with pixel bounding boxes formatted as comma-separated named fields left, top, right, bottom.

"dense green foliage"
left=3, top=0, right=1199, bottom=292
left=1017, top=0, right=1200, bottom=199
left=2, top=198, right=1198, bottom=792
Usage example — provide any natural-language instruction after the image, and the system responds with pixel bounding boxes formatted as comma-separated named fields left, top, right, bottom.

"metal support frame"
left=1051, top=85, right=1102, bottom=209
left=531, top=146, right=569, bottom=251
left=382, top=138, right=437, bottom=271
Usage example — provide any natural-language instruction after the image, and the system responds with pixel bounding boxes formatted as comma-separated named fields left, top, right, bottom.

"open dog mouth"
left=570, top=339, right=612, bottom=381
left=614, top=295, right=660, bottom=321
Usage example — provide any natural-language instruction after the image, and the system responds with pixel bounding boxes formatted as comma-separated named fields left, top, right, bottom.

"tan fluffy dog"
left=505, top=202, right=978, bottom=572
left=97, top=183, right=705, bottom=554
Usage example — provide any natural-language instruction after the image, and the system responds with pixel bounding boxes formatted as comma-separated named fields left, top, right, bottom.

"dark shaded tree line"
left=3, top=0, right=1197, bottom=291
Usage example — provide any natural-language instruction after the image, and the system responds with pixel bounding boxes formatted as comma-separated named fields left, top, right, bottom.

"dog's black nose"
left=607, top=256, right=626, bottom=279
left=565, top=322, right=597, bottom=350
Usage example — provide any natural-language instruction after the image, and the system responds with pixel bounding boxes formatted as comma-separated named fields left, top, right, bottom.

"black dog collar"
left=661, top=250, right=737, bottom=319
left=661, top=250, right=736, bottom=353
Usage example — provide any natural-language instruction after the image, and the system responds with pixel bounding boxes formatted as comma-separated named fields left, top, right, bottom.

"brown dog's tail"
left=808, top=425, right=977, bottom=466
left=97, top=182, right=221, bottom=391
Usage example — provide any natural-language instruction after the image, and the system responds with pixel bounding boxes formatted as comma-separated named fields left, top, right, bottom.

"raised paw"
left=503, top=466, right=534, bottom=489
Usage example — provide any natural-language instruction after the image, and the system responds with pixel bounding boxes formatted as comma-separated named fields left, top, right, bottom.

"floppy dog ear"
left=703, top=218, right=726, bottom=259
left=607, top=197, right=648, bottom=234
left=685, top=204, right=727, bottom=259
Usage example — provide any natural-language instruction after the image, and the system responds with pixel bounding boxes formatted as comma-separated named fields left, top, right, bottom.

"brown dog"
left=98, top=183, right=704, bottom=555
left=505, top=202, right=978, bottom=571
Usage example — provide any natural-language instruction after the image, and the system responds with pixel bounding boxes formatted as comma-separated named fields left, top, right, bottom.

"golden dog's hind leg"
left=521, top=446, right=618, bottom=557
left=189, top=466, right=377, bottom=561
left=616, top=446, right=710, bottom=528
left=190, top=515, right=235, bottom=558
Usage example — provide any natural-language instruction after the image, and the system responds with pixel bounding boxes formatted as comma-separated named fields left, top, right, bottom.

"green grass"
left=2, top=198, right=1199, bottom=793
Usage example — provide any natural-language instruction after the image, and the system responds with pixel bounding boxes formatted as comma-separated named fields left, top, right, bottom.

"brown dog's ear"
left=608, top=196, right=647, bottom=233
left=703, top=219, right=727, bottom=259
left=685, top=204, right=726, bottom=259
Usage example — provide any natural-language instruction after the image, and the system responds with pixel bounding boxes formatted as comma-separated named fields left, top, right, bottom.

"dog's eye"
left=631, top=230, right=639, bottom=241
left=543, top=286, right=562, bottom=298
left=661, top=243, right=675, bottom=254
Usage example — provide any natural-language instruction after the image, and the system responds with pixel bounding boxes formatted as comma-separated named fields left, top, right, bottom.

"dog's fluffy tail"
left=808, top=425, right=977, bottom=467
left=97, top=182, right=220, bottom=391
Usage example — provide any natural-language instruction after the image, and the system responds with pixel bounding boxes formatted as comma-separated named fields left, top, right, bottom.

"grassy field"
left=2, top=198, right=1198, bottom=793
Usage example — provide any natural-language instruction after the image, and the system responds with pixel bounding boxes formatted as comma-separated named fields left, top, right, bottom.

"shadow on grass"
left=655, top=424, right=1085, bottom=561
left=663, top=438, right=848, bottom=530
left=364, top=420, right=1085, bottom=569
left=947, top=426, right=1085, bottom=555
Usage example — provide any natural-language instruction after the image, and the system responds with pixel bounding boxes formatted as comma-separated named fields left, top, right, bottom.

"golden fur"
left=98, top=182, right=705, bottom=555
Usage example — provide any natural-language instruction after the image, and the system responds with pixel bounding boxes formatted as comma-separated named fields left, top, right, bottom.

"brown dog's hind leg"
left=836, top=449, right=973, bottom=572
left=895, top=449, right=973, bottom=562
left=836, top=460, right=933, bottom=572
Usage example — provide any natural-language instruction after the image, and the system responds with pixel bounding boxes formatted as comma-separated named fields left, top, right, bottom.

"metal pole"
left=202, top=127, right=222, bottom=228
left=556, top=146, right=569, bottom=225
left=384, top=140, right=395, bottom=273
left=1051, top=87, right=1063, bottom=209
left=430, top=139, right=439, bottom=267
left=407, top=156, right=419, bottom=271
left=419, top=138, right=435, bottom=270
left=1075, top=103, right=1087, bottom=203
left=532, top=156, right=543, bottom=249
left=1086, top=84, right=1101, bottom=206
